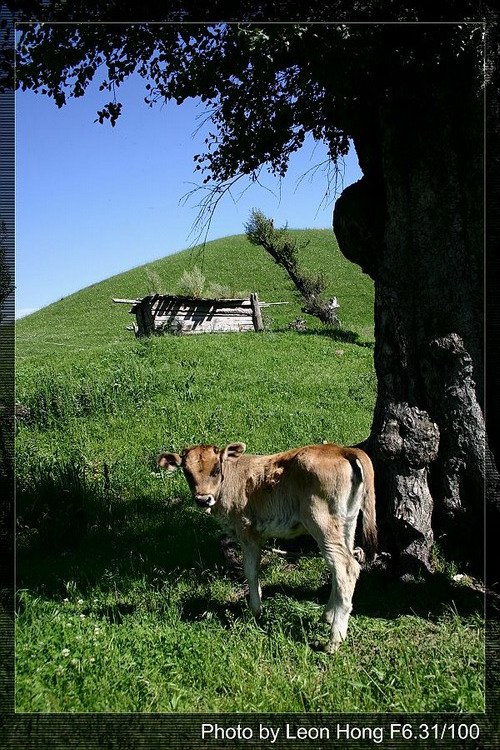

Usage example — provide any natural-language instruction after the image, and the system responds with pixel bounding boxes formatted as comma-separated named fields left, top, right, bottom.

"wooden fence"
left=113, top=293, right=279, bottom=336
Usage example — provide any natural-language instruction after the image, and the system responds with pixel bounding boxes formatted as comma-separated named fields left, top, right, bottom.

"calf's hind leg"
left=305, top=518, right=361, bottom=653
left=324, top=545, right=360, bottom=653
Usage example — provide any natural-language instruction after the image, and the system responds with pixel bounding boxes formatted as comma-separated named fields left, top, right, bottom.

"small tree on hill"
left=245, top=209, right=340, bottom=327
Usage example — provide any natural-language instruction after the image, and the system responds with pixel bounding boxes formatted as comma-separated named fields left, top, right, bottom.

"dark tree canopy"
left=7, top=1, right=499, bottom=583
left=8, top=8, right=492, bottom=237
left=10, top=16, right=487, bottom=181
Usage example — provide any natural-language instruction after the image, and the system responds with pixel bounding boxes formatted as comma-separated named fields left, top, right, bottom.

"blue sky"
left=16, top=70, right=362, bottom=318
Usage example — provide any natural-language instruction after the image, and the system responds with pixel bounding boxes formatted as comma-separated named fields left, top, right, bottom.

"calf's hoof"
left=310, top=638, right=342, bottom=654
left=325, top=641, right=342, bottom=654
left=324, top=639, right=342, bottom=654
left=322, top=610, right=334, bottom=625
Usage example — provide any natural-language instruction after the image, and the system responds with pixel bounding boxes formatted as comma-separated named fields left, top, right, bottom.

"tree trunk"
left=334, top=54, right=491, bottom=577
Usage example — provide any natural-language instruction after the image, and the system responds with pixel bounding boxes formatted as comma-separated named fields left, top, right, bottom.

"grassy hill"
left=16, top=229, right=374, bottom=360
left=15, top=230, right=484, bottom=713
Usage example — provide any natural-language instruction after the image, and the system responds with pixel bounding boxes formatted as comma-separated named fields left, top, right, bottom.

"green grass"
left=15, top=230, right=484, bottom=713
left=17, top=582, right=484, bottom=712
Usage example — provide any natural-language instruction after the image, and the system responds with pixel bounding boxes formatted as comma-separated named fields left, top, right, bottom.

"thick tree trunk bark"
left=334, top=57, right=491, bottom=577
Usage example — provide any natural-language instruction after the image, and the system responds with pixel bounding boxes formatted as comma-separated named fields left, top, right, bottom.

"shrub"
left=205, top=282, right=233, bottom=299
left=178, top=266, right=205, bottom=298
left=144, top=266, right=165, bottom=295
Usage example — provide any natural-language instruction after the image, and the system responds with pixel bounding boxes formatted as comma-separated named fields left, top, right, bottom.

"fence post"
left=136, top=297, right=155, bottom=335
left=250, top=293, right=264, bottom=331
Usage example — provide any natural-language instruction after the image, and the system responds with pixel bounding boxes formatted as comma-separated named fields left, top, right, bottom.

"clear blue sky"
left=16, top=70, right=362, bottom=318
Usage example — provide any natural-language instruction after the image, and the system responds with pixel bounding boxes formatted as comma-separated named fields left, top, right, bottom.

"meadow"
left=15, top=230, right=484, bottom=712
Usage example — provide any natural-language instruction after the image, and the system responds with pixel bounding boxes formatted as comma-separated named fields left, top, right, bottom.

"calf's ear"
left=222, top=442, right=246, bottom=462
left=157, top=452, right=182, bottom=471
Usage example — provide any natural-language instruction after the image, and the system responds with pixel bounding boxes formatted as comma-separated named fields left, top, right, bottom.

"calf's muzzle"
left=195, top=494, right=216, bottom=508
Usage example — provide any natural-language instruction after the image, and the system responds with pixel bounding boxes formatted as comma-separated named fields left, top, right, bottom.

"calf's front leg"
left=240, top=538, right=262, bottom=617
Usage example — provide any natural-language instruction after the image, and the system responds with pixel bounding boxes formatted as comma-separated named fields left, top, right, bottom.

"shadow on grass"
left=16, top=465, right=226, bottom=601
left=354, top=568, right=485, bottom=620
left=17, top=460, right=484, bottom=629
left=261, top=568, right=484, bottom=621
left=176, top=565, right=484, bottom=642
left=17, top=506, right=224, bottom=592
left=276, top=326, right=374, bottom=348
left=302, top=328, right=374, bottom=348
left=179, top=594, right=249, bottom=628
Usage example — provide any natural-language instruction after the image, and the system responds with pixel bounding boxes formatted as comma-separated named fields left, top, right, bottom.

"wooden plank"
left=152, top=307, right=253, bottom=319
left=135, top=305, right=145, bottom=336
left=149, top=294, right=250, bottom=306
left=152, top=303, right=249, bottom=312
left=154, top=309, right=252, bottom=320
left=156, top=302, right=251, bottom=312
left=180, top=322, right=255, bottom=334
left=137, top=298, right=155, bottom=335
left=113, top=298, right=141, bottom=304
left=157, top=316, right=255, bottom=331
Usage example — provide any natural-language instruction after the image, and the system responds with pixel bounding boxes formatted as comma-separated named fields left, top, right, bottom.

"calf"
left=158, top=441, right=377, bottom=653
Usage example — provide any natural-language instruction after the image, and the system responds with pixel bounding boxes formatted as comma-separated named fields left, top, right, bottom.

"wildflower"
left=89, top=657, right=96, bottom=664
left=71, top=658, right=78, bottom=666
left=94, top=627, right=101, bottom=635
left=77, top=599, right=84, bottom=605
left=61, top=648, right=70, bottom=657
left=80, top=614, right=86, bottom=620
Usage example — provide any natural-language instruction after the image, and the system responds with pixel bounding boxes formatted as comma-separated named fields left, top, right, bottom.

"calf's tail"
left=354, top=454, right=378, bottom=562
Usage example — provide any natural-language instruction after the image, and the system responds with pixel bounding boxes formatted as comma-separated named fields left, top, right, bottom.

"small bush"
left=205, top=282, right=233, bottom=299
left=288, top=318, right=307, bottom=332
left=144, top=266, right=165, bottom=295
left=178, top=266, right=205, bottom=298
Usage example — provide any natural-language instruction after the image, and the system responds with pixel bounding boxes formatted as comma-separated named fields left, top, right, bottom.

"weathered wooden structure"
left=113, top=293, right=278, bottom=336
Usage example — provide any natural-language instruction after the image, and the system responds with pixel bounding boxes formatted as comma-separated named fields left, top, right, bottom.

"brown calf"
left=158, top=442, right=377, bottom=653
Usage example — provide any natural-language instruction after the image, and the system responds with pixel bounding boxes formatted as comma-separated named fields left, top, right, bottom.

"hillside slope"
left=16, top=229, right=374, bottom=360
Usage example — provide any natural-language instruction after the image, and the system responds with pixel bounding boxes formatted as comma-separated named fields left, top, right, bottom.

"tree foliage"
left=9, top=8, right=489, bottom=205
left=8, top=8, right=491, bottom=250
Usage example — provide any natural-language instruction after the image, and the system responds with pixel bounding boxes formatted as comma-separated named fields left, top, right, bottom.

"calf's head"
left=158, top=443, right=246, bottom=510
